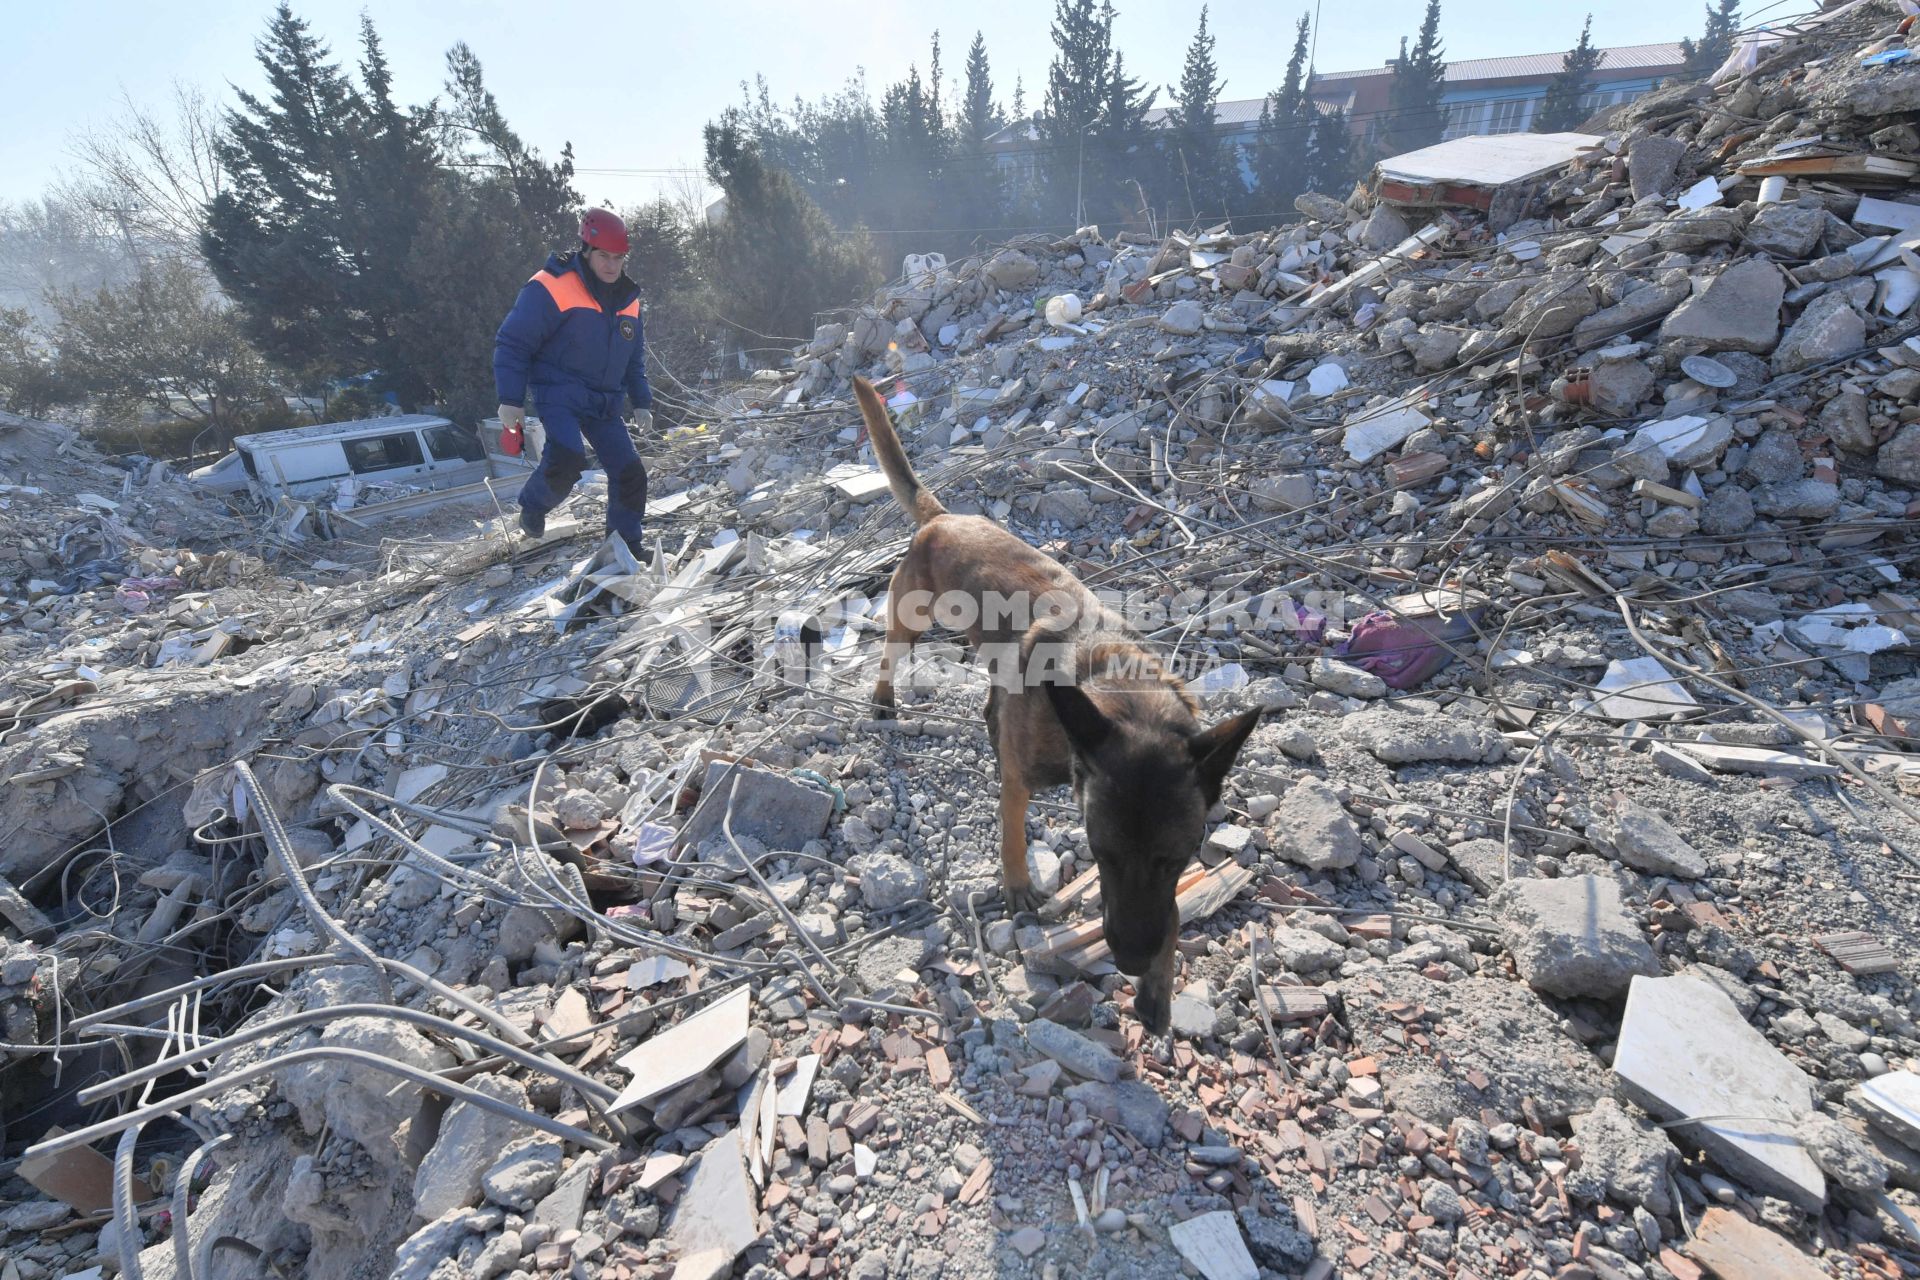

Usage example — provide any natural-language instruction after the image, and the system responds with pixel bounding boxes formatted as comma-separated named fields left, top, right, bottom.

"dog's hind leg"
left=871, top=551, right=930, bottom=718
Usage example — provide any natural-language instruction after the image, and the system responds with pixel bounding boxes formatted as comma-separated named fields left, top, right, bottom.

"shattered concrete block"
left=1773, top=292, right=1866, bottom=374
left=1570, top=1097, right=1679, bottom=1215
left=1309, top=657, right=1385, bottom=698
left=679, top=762, right=834, bottom=853
left=1063, top=1080, right=1169, bottom=1147
left=665, top=1130, right=758, bottom=1280
left=1614, top=975, right=1827, bottom=1212
left=1027, top=1018, right=1121, bottom=1082
left=1270, top=776, right=1363, bottom=871
left=1592, top=799, right=1708, bottom=878
left=1746, top=200, right=1826, bottom=258
left=1492, top=875, right=1660, bottom=999
left=282, top=1017, right=458, bottom=1171
left=1796, top=1112, right=1889, bottom=1195
left=1270, top=924, right=1345, bottom=973
left=412, top=1074, right=531, bottom=1222
left=1358, top=203, right=1412, bottom=251
left=482, top=1137, right=563, bottom=1212
left=847, top=852, right=927, bottom=912
left=1628, top=134, right=1687, bottom=199
left=1341, top=707, right=1507, bottom=765
left=1575, top=269, right=1690, bottom=339
left=1821, top=389, right=1874, bottom=455
left=982, top=249, right=1039, bottom=291
left=1159, top=299, right=1205, bottom=335
left=1659, top=259, right=1785, bottom=354
left=1875, top=422, right=1920, bottom=484
left=1500, top=272, right=1598, bottom=340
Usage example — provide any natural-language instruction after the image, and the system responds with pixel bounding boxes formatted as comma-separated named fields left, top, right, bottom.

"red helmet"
left=579, top=208, right=629, bottom=255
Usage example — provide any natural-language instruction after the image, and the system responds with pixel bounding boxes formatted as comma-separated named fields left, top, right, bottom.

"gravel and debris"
left=8, top=5, right=1920, bottom=1278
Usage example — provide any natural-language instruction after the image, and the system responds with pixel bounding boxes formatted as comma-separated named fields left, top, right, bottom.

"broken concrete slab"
left=1571, top=1097, right=1679, bottom=1215
left=412, top=1073, right=531, bottom=1221
left=1493, top=875, right=1659, bottom=999
left=665, top=1129, right=759, bottom=1280
left=1858, top=1071, right=1920, bottom=1150
left=1773, top=292, right=1866, bottom=374
left=1593, top=798, right=1708, bottom=878
left=678, top=761, right=834, bottom=853
left=1672, top=742, right=1840, bottom=779
left=1063, top=1080, right=1169, bottom=1147
left=1658, top=259, right=1785, bottom=354
left=1614, top=975, right=1827, bottom=1212
left=1340, top=706, right=1507, bottom=765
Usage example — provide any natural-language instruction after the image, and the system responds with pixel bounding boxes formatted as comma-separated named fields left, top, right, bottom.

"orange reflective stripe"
left=618, top=299, right=640, bottom=318
left=531, top=269, right=598, bottom=312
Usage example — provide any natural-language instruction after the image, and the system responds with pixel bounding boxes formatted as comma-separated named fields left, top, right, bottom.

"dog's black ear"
left=1189, top=709, right=1261, bottom=804
left=1045, top=680, right=1113, bottom=756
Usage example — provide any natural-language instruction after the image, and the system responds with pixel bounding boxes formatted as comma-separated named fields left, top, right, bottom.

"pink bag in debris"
left=1334, top=608, right=1483, bottom=690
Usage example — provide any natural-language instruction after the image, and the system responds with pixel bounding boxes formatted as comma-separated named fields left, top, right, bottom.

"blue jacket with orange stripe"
left=493, top=252, right=651, bottom=417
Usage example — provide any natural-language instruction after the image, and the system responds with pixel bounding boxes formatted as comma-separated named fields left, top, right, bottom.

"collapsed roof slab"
left=1376, top=132, right=1605, bottom=210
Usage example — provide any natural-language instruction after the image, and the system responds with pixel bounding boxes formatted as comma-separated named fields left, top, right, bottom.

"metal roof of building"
left=1315, top=40, right=1685, bottom=84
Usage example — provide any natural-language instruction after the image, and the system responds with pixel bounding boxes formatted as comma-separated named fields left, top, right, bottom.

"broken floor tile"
left=1614, top=975, right=1826, bottom=1212
left=1169, top=1209, right=1259, bottom=1280
left=611, top=986, right=750, bottom=1113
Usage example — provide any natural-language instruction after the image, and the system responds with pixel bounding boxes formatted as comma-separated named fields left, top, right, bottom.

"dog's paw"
left=1003, top=881, right=1044, bottom=914
left=1133, top=986, right=1172, bottom=1036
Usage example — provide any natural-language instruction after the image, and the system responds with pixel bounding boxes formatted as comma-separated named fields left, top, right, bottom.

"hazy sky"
left=5, top=0, right=1709, bottom=214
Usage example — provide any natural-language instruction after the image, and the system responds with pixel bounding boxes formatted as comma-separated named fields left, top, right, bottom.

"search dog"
left=852, top=376, right=1260, bottom=1033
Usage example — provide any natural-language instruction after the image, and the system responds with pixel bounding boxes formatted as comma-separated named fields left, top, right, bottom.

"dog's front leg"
left=997, top=764, right=1042, bottom=913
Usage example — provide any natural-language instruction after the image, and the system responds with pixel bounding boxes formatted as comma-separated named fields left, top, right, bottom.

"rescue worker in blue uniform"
left=493, top=208, right=652, bottom=551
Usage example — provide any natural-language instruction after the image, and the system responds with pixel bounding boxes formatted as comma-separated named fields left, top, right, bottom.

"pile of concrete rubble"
left=9, top=3, right=1920, bottom=1280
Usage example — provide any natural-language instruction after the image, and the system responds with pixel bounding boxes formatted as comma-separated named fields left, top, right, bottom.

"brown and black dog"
left=852, top=376, right=1261, bottom=1033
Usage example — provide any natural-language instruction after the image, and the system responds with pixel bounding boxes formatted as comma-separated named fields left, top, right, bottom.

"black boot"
left=519, top=507, right=545, bottom=538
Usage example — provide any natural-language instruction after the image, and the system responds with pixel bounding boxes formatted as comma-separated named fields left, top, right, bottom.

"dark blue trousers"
left=519, top=408, right=647, bottom=546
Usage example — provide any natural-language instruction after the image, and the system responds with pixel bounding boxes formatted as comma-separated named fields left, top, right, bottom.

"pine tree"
left=1386, top=0, right=1448, bottom=154
left=1680, top=0, right=1741, bottom=77
left=1535, top=16, right=1601, bottom=133
left=960, top=32, right=1005, bottom=147
left=203, top=5, right=440, bottom=401
left=1250, top=14, right=1313, bottom=211
left=1012, top=75, right=1027, bottom=122
left=1167, top=6, right=1235, bottom=220
left=397, top=41, right=581, bottom=418
left=702, top=116, right=879, bottom=359
left=1036, top=0, right=1114, bottom=224
left=1306, top=105, right=1357, bottom=198
left=957, top=33, right=1009, bottom=238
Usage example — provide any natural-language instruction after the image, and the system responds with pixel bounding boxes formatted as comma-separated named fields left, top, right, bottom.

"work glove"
left=630, top=409, right=654, bottom=435
left=497, top=404, right=525, bottom=430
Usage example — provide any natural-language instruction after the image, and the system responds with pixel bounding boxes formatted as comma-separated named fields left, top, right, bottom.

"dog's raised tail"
left=853, top=376, right=945, bottom=526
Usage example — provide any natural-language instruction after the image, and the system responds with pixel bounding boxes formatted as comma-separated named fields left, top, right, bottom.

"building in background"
left=1313, top=41, right=1685, bottom=150
left=983, top=40, right=1685, bottom=194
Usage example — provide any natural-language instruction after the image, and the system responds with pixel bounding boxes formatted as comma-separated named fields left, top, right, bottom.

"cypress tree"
left=1536, top=16, right=1601, bottom=133
left=1385, top=0, right=1448, bottom=153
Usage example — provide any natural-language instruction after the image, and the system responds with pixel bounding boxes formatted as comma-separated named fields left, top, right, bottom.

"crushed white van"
left=190, top=414, right=527, bottom=503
